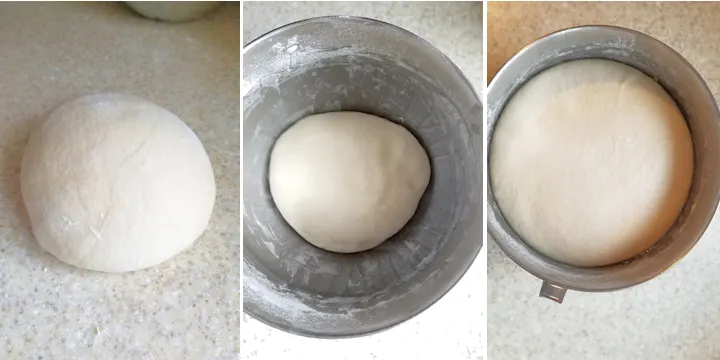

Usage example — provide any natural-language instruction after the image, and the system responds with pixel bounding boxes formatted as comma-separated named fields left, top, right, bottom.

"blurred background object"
left=126, top=1, right=220, bottom=22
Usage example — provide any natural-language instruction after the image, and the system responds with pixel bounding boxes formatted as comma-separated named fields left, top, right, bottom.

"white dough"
left=269, top=112, right=431, bottom=253
left=490, top=59, right=694, bottom=267
left=21, top=94, right=216, bottom=273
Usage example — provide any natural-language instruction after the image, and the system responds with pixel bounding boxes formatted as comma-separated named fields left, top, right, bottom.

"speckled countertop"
left=242, top=2, right=484, bottom=360
left=0, top=2, right=239, bottom=359
left=488, top=3, right=720, bottom=360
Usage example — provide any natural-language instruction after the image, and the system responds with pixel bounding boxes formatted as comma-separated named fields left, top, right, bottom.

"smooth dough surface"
left=269, top=111, right=431, bottom=253
left=21, top=94, right=216, bottom=273
left=490, top=59, right=694, bottom=267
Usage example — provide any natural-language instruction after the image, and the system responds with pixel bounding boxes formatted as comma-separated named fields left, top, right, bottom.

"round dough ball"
left=21, top=94, right=216, bottom=273
left=126, top=1, right=219, bottom=22
left=269, top=112, right=431, bottom=253
left=490, top=59, right=694, bottom=267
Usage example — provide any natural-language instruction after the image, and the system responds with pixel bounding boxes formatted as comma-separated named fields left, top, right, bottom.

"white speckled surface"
left=488, top=3, right=720, bottom=360
left=241, top=2, right=485, bottom=359
left=0, top=2, right=239, bottom=359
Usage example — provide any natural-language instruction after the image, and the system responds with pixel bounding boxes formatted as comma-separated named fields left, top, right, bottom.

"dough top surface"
left=21, top=94, right=216, bottom=273
left=269, top=111, right=431, bottom=253
left=490, top=59, right=694, bottom=267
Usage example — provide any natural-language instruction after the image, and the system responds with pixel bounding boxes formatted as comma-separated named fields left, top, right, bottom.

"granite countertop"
left=488, top=3, right=720, bottom=360
left=0, top=3, right=239, bottom=359
left=242, top=2, right=484, bottom=359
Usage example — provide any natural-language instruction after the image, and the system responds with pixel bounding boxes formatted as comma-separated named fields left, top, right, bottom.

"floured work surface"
left=0, top=2, right=239, bottom=358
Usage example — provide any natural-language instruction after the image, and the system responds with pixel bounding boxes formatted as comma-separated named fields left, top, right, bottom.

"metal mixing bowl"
left=243, top=16, right=483, bottom=337
left=488, top=25, right=720, bottom=303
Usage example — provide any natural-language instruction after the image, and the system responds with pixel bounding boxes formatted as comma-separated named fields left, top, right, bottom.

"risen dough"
left=21, top=94, right=216, bottom=273
left=490, top=59, right=694, bottom=267
left=269, top=112, right=431, bottom=253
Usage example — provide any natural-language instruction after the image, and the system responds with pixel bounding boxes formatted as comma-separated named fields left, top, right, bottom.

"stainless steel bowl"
left=243, top=16, right=482, bottom=337
left=488, top=25, right=720, bottom=303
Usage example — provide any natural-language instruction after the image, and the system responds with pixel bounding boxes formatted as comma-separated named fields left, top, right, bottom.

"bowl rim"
left=487, top=24, right=720, bottom=292
left=242, top=15, right=484, bottom=338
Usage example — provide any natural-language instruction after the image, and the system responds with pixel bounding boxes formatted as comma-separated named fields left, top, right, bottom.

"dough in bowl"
left=269, top=112, right=431, bottom=253
left=490, top=59, right=694, bottom=267
left=21, top=94, right=216, bottom=273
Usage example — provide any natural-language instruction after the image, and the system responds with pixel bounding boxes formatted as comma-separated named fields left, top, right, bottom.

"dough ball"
left=126, top=1, right=219, bottom=22
left=490, top=59, right=694, bottom=267
left=269, top=112, right=431, bottom=253
left=21, top=94, right=216, bottom=273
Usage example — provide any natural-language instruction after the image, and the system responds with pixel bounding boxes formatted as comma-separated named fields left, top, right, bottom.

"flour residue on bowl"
left=243, top=262, right=362, bottom=329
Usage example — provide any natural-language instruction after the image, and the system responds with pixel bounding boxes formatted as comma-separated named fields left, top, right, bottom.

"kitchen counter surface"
left=242, top=2, right=485, bottom=360
left=488, top=2, right=720, bottom=360
left=0, top=2, right=239, bottom=359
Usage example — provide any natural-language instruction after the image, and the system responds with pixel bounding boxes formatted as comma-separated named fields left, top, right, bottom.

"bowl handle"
left=539, top=281, right=567, bottom=304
